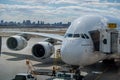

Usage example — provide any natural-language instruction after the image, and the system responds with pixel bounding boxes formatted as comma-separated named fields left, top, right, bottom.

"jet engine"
left=32, top=42, right=55, bottom=60
left=7, top=35, right=27, bottom=51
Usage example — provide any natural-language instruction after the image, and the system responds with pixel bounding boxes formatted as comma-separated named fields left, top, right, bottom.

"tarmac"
left=0, top=37, right=120, bottom=80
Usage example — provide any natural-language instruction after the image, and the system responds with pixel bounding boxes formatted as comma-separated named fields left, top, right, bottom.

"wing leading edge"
left=1, top=31, right=64, bottom=41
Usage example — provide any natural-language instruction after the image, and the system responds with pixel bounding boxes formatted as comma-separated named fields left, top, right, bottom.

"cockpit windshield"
left=65, top=33, right=89, bottom=39
left=67, top=34, right=73, bottom=37
left=73, top=34, right=80, bottom=38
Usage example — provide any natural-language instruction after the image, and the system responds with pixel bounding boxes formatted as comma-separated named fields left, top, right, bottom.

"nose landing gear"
left=70, top=66, right=85, bottom=80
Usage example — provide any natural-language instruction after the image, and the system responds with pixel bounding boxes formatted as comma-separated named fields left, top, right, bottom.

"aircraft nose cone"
left=61, top=39, right=81, bottom=65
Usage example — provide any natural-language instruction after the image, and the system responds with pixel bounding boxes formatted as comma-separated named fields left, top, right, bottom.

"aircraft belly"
left=78, top=52, right=106, bottom=66
left=61, top=42, right=106, bottom=66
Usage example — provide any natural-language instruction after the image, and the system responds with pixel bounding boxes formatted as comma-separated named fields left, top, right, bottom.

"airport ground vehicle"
left=12, top=73, right=37, bottom=80
left=46, top=72, right=84, bottom=80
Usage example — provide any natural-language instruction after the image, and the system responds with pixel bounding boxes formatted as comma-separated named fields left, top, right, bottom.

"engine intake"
left=32, top=42, right=55, bottom=60
left=7, top=36, right=27, bottom=51
left=32, top=44, right=45, bottom=57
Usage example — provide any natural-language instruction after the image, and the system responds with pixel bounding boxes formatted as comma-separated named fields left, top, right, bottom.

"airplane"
left=2, top=14, right=120, bottom=68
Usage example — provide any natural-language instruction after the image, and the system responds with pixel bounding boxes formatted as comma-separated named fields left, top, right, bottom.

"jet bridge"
left=100, top=29, right=119, bottom=54
left=89, top=29, right=120, bottom=54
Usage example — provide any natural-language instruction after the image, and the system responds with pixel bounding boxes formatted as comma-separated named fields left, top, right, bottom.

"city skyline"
left=0, top=19, right=71, bottom=27
left=0, top=19, right=71, bottom=24
left=0, top=0, right=120, bottom=23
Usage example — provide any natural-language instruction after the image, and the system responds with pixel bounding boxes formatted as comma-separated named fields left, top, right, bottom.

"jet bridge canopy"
left=89, top=30, right=100, bottom=51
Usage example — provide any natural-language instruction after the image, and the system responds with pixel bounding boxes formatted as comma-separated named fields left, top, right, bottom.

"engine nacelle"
left=44, top=38, right=57, bottom=44
left=7, top=36, right=27, bottom=51
left=32, top=42, right=55, bottom=60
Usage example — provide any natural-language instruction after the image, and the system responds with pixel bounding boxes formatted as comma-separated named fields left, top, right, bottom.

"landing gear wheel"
left=103, top=59, right=115, bottom=64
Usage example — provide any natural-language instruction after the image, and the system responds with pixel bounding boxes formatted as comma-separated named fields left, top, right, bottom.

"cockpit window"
left=84, top=34, right=89, bottom=39
left=65, top=33, right=89, bottom=39
left=81, top=34, right=85, bottom=39
left=65, top=33, right=73, bottom=38
left=73, top=34, right=80, bottom=38
left=67, top=34, right=73, bottom=37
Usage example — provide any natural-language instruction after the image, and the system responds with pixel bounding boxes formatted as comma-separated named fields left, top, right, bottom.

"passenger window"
left=73, top=34, right=80, bottom=38
left=103, top=39, right=107, bottom=44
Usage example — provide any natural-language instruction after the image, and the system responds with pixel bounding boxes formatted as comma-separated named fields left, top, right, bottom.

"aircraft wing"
left=2, top=31, right=64, bottom=41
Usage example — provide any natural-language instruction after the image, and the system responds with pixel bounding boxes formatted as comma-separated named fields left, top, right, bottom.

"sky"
left=0, top=0, right=120, bottom=23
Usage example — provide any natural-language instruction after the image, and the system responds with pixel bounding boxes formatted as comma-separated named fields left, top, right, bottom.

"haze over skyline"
left=0, top=0, right=120, bottom=23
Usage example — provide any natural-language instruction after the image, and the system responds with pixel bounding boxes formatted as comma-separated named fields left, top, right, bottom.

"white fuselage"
left=60, top=15, right=120, bottom=66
